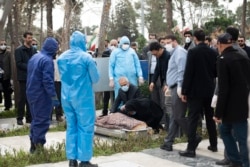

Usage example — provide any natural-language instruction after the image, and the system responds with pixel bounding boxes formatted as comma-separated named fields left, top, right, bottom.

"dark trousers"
left=102, top=91, right=114, bottom=115
left=1, top=79, right=12, bottom=109
left=187, top=97, right=217, bottom=151
left=54, top=81, right=63, bottom=117
left=219, top=121, right=249, bottom=167
left=17, top=81, right=32, bottom=122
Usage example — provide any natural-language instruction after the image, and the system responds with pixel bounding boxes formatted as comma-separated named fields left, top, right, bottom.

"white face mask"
left=122, top=44, right=130, bottom=51
left=0, top=45, right=6, bottom=50
left=110, top=46, right=116, bottom=51
left=185, top=37, right=191, bottom=43
left=121, top=85, right=129, bottom=92
left=165, top=44, right=174, bottom=53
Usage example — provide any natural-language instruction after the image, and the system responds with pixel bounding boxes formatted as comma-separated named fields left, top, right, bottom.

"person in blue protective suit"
left=26, top=37, right=59, bottom=153
left=57, top=31, right=99, bottom=167
left=109, top=36, right=144, bottom=98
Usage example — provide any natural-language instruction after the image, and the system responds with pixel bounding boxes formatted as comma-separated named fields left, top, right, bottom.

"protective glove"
left=177, top=87, right=182, bottom=98
left=109, top=79, right=114, bottom=88
left=51, top=96, right=60, bottom=107
left=211, top=95, right=218, bottom=108
left=138, top=77, right=144, bottom=86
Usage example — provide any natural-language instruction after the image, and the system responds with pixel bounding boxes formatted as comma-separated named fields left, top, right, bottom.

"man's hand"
left=51, top=96, right=60, bottom=107
left=162, top=85, right=168, bottom=93
left=138, top=77, right=144, bottom=86
left=120, top=105, right=126, bottom=111
left=109, top=79, right=114, bottom=88
left=181, top=95, right=187, bottom=102
left=213, top=116, right=222, bottom=124
left=149, top=83, right=154, bottom=92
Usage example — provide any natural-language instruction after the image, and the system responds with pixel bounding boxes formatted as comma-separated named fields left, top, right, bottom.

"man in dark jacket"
left=122, top=98, right=163, bottom=132
left=214, top=33, right=250, bottom=167
left=179, top=29, right=218, bottom=157
left=0, top=39, right=12, bottom=110
left=110, top=77, right=141, bottom=113
left=15, top=31, right=37, bottom=125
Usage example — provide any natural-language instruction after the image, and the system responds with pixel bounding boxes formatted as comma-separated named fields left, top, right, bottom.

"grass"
left=0, top=109, right=17, bottom=118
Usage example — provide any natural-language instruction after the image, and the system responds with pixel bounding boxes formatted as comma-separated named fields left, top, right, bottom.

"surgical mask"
left=121, top=85, right=129, bottom=92
left=165, top=44, right=174, bottom=52
left=185, top=37, right=191, bottom=43
left=0, top=45, right=6, bottom=50
left=122, top=44, right=130, bottom=51
left=110, top=45, right=116, bottom=51
left=32, top=45, right=37, bottom=49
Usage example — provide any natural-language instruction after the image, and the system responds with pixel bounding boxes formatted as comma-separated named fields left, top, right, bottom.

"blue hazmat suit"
left=57, top=31, right=100, bottom=162
left=109, top=36, right=143, bottom=97
left=26, top=37, right=58, bottom=145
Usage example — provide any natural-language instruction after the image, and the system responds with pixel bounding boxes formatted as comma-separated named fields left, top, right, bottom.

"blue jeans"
left=219, top=120, right=249, bottom=167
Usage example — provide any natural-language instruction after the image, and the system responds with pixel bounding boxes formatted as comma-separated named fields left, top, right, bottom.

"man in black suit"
left=110, top=77, right=141, bottom=113
left=179, top=29, right=218, bottom=157
left=214, top=33, right=250, bottom=167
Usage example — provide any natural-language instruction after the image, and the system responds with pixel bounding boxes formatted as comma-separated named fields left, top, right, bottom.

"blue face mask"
left=121, top=85, right=129, bottom=92
left=32, top=45, right=37, bottom=49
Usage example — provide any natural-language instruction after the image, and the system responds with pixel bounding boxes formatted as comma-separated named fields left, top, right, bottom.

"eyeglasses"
left=238, top=40, right=244, bottom=42
left=0, top=44, right=6, bottom=46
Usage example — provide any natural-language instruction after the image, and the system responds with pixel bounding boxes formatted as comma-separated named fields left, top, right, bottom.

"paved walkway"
left=0, top=116, right=225, bottom=167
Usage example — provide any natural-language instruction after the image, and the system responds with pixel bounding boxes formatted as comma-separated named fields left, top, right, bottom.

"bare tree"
left=166, top=0, right=174, bottom=34
left=98, top=0, right=111, bottom=57
left=27, top=0, right=35, bottom=31
left=241, top=0, right=247, bottom=36
left=0, top=0, right=15, bottom=34
left=47, top=0, right=53, bottom=36
left=61, top=0, right=72, bottom=52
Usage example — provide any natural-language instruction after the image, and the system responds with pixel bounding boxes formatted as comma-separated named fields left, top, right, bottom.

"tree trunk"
left=166, top=0, right=173, bottom=34
left=61, top=0, right=72, bottom=52
left=241, top=0, right=247, bottom=36
left=177, top=0, right=186, bottom=28
left=98, top=0, right=111, bottom=58
left=40, top=0, right=44, bottom=45
left=13, top=1, right=21, bottom=108
left=27, top=0, right=34, bottom=31
left=46, top=0, right=53, bottom=36
left=0, top=0, right=15, bottom=33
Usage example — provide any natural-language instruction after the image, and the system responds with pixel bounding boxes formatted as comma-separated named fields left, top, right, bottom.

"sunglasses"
left=32, top=44, right=37, bottom=46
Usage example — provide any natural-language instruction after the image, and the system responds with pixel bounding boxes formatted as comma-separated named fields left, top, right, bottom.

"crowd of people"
left=1, top=25, right=250, bottom=167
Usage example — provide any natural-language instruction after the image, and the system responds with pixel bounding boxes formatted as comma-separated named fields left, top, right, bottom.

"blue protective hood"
left=41, top=37, right=58, bottom=57
left=118, top=36, right=130, bottom=48
left=70, top=31, right=87, bottom=51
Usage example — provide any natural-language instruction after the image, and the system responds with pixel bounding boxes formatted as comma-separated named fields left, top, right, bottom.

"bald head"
left=110, top=39, right=118, bottom=47
left=119, top=77, right=129, bottom=86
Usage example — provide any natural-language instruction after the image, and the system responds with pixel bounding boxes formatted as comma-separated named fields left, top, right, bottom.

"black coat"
left=110, top=84, right=141, bottom=112
left=15, top=45, right=37, bottom=81
left=182, top=43, right=218, bottom=97
left=0, top=50, right=11, bottom=80
left=124, top=98, right=163, bottom=130
left=215, top=46, right=250, bottom=123
left=152, top=49, right=171, bottom=87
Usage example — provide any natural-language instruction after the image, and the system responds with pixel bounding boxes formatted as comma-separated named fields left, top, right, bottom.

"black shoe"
left=79, top=161, right=98, bottom=167
left=179, top=149, right=196, bottom=157
left=194, top=136, right=202, bottom=149
left=4, top=108, right=10, bottom=111
left=99, top=113, right=107, bottom=117
left=56, top=116, right=64, bottom=122
left=160, top=143, right=173, bottom=151
left=207, top=145, right=218, bottom=152
left=69, top=160, right=78, bottom=167
left=215, top=158, right=231, bottom=165
left=17, top=120, right=24, bottom=125
left=30, top=141, right=36, bottom=154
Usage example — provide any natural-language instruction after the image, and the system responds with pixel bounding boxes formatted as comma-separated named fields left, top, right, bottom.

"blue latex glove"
left=51, top=96, right=60, bottom=107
